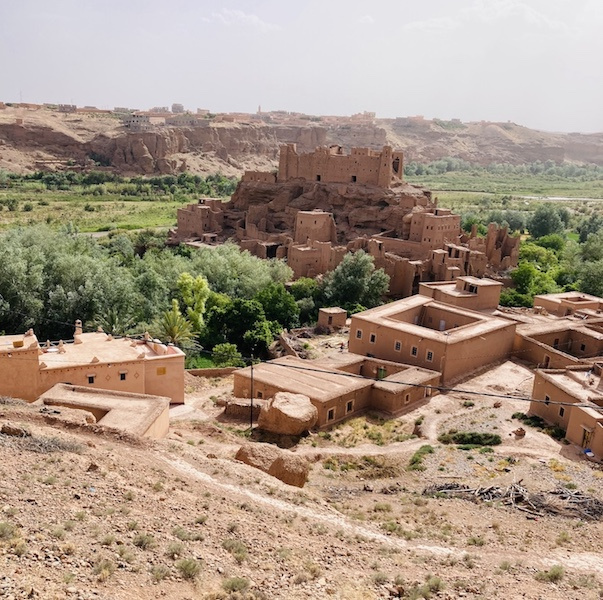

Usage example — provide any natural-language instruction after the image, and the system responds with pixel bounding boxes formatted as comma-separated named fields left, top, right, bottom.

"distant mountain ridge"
left=0, top=107, right=602, bottom=176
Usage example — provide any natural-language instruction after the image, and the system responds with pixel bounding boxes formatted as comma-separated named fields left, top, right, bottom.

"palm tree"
left=153, top=300, right=194, bottom=347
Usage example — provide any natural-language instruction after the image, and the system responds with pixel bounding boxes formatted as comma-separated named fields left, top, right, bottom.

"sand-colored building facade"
left=0, top=325, right=185, bottom=404
left=348, top=295, right=516, bottom=383
left=233, top=354, right=439, bottom=428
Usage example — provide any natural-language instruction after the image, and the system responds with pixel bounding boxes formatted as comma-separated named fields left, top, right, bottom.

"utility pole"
left=249, top=360, right=254, bottom=431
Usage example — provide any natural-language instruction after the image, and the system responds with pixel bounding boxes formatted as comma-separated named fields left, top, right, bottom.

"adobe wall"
left=566, top=408, right=603, bottom=457
left=242, top=171, right=278, bottom=183
left=39, top=360, right=147, bottom=399
left=529, top=371, right=578, bottom=430
left=513, top=334, right=580, bottom=369
left=0, top=348, right=41, bottom=401
left=294, top=211, right=337, bottom=244
left=144, top=355, right=185, bottom=404
left=231, top=371, right=373, bottom=427
left=277, top=144, right=402, bottom=187
left=370, top=372, right=440, bottom=415
left=317, top=308, right=347, bottom=329
left=349, top=317, right=516, bottom=383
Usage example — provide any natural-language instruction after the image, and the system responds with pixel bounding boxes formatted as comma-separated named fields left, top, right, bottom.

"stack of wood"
left=424, top=482, right=603, bottom=520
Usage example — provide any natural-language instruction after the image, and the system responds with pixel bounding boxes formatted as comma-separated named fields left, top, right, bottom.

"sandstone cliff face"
left=87, top=125, right=327, bottom=175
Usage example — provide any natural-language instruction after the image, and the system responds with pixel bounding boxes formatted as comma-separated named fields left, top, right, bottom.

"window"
left=346, top=400, right=353, bottom=413
left=327, top=408, right=335, bottom=421
left=120, top=372, right=127, bottom=381
left=369, top=333, right=376, bottom=344
left=580, top=344, right=586, bottom=352
left=156, top=366, right=166, bottom=376
left=351, top=175, right=357, bottom=182
left=356, top=329, right=363, bottom=339
left=426, top=350, right=434, bottom=362
left=316, top=174, right=321, bottom=182
left=394, top=341, right=401, bottom=352
left=404, top=394, right=410, bottom=405
left=545, top=395, right=551, bottom=405
left=328, top=316, right=333, bottom=325
left=553, top=338, right=559, bottom=349
left=87, top=375, right=95, bottom=384
left=559, top=406, right=565, bottom=417
left=257, top=391, right=263, bottom=399
left=411, top=346, right=418, bottom=357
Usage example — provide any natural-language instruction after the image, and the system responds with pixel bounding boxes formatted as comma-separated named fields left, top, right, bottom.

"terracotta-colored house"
left=348, top=295, right=516, bottom=384
left=533, top=291, right=603, bottom=317
left=529, top=366, right=603, bottom=460
left=419, top=276, right=503, bottom=312
left=233, top=354, right=440, bottom=428
left=0, top=323, right=185, bottom=404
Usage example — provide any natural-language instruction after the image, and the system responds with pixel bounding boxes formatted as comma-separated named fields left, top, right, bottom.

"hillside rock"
left=235, top=442, right=310, bottom=487
left=258, top=392, right=318, bottom=435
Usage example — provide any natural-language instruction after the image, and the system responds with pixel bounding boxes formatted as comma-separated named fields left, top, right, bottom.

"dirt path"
left=159, top=453, right=603, bottom=576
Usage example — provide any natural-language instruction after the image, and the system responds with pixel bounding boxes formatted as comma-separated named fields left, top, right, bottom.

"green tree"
left=528, top=205, right=564, bottom=239
left=320, top=251, right=389, bottom=311
left=254, top=283, right=299, bottom=329
left=177, top=272, right=210, bottom=332
left=211, top=343, right=245, bottom=367
left=579, top=260, right=603, bottom=297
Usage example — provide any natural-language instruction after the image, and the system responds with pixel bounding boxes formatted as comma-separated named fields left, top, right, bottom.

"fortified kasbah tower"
left=276, top=144, right=403, bottom=187
left=170, top=144, right=519, bottom=295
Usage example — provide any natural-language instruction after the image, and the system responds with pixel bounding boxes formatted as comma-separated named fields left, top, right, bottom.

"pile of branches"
left=423, top=482, right=603, bottom=520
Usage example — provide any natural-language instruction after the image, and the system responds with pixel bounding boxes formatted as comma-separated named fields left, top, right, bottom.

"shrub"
left=133, top=533, right=155, bottom=550
left=166, top=541, right=184, bottom=559
left=438, top=431, right=501, bottom=446
left=408, top=445, right=435, bottom=471
left=151, top=564, right=170, bottom=582
left=222, top=576, right=250, bottom=592
left=176, top=558, right=201, bottom=580
left=93, top=558, right=115, bottom=582
left=0, top=521, right=17, bottom=540
left=535, top=564, right=564, bottom=583
left=222, top=538, right=248, bottom=563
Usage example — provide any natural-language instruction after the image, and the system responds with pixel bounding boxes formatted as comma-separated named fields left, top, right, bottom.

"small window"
left=327, top=408, right=335, bottom=421
left=426, top=350, right=434, bottom=362
left=369, top=333, right=376, bottom=344
left=356, top=329, right=363, bottom=339
left=394, top=341, right=401, bottom=352
left=328, top=316, right=333, bottom=325
left=580, top=344, right=586, bottom=352
left=559, top=406, right=565, bottom=417
left=257, top=391, right=263, bottom=399
left=346, top=400, right=353, bottom=413
left=553, top=338, right=560, bottom=349
left=404, top=394, right=410, bottom=405
left=411, top=346, right=418, bottom=357
left=156, top=366, right=166, bottom=376
left=545, top=395, right=551, bottom=405
left=351, top=175, right=357, bottom=182
left=120, top=372, right=127, bottom=381
left=87, top=375, right=95, bottom=384
left=316, top=174, right=321, bottom=182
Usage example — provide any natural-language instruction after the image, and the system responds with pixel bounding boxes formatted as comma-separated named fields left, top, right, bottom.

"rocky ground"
left=1, top=355, right=603, bottom=599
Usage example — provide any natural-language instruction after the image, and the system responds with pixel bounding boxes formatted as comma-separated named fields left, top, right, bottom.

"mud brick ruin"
left=170, top=144, right=519, bottom=296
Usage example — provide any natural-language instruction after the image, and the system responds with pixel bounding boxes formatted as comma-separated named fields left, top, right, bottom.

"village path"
left=158, top=452, right=603, bottom=577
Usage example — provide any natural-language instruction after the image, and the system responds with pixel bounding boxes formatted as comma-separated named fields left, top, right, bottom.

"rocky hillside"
left=1, top=107, right=603, bottom=176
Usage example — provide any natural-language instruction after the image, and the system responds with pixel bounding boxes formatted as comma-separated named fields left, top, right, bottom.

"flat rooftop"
left=352, top=296, right=513, bottom=341
left=38, top=332, right=184, bottom=369
left=538, top=369, right=603, bottom=406
left=38, top=383, right=170, bottom=438
left=236, top=356, right=373, bottom=403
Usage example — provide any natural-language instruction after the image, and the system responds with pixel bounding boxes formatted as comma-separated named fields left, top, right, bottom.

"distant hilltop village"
left=0, top=100, right=476, bottom=132
left=169, top=144, right=519, bottom=296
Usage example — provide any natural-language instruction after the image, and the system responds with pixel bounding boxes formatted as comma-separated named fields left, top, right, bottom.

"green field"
left=405, top=171, right=603, bottom=198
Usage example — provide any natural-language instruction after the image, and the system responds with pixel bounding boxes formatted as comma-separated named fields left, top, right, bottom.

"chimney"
left=74, top=319, right=83, bottom=336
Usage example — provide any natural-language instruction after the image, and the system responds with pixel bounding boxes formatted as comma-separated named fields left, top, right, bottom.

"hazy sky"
left=1, top=0, right=601, bottom=132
